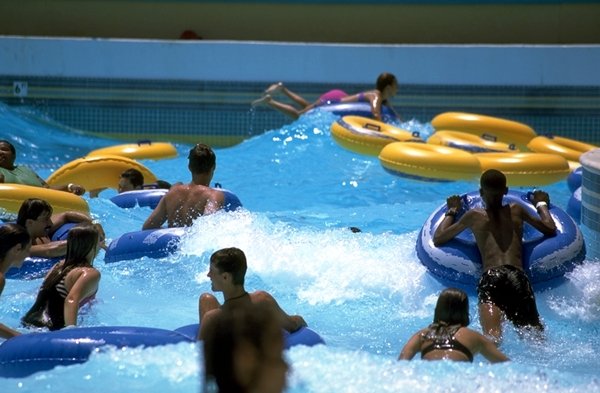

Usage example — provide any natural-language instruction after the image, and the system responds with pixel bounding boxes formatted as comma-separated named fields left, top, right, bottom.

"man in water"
left=142, top=143, right=227, bottom=229
left=0, top=140, right=85, bottom=195
left=433, top=169, right=556, bottom=343
left=197, top=247, right=307, bottom=340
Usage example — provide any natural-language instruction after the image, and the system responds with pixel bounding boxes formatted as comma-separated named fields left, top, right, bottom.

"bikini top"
left=420, top=324, right=474, bottom=362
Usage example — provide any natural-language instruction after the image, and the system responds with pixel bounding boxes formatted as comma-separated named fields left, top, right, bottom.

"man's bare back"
left=143, top=184, right=225, bottom=229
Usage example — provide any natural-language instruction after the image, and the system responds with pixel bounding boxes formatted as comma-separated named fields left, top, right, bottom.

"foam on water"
left=1, top=102, right=599, bottom=392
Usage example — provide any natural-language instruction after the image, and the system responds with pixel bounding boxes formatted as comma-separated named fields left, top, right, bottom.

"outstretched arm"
left=143, top=197, right=168, bottom=229
left=398, top=330, right=423, bottom=360
left=475, top=332, right=510, bottom=363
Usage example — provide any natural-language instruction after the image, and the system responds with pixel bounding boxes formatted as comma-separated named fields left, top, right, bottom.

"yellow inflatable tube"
left=431, top=112, right=536, bottom=150
left=379, top=142, right=481, bottom=181
left=46, top=155, right=158, bottom=191
left=331, top=116, right=422, bottom=156
left=0, top=184, right=89, bottom=215
left=526, top=135, right=597, bottom=162
left=474, top=152, right=570, bottom=186
left=87, top=142, right=177, bottom=160
left=427, top=130, right=517, bottom=153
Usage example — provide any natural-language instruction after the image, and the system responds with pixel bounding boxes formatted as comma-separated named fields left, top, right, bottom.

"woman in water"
left=22, top=225, right=101, bottom=330
left=398, top=287, right=509, bottom=363
left=252, top=72, right=399, bottom=121
left=0, top=223, right=31, bottom=338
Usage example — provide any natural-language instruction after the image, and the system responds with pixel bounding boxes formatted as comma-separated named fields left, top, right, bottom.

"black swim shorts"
left=477, top=265, right=543, bottom=329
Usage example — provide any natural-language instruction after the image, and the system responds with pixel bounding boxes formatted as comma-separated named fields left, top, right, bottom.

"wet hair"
left=375, top=72, right=398, bottom=92
left=480, top=169, right=507, bottom=191
left=433, top=287, right=470, bottom=327
left=0, top=223, right=30, bottom=261
left=154, top=180, right=172, bottom=189
left=16, top=198, right=53, bottom=227
left=203, top=303, right=282, bottom=393
left=21, top=225, right=99, bottom=329
left=188, top=143, right=216, bottom=174
left=0, top=140, right=16, bottom=155
left=210, top=247, right=247, bottom=286
left=121, top=168, right=144, bottom=189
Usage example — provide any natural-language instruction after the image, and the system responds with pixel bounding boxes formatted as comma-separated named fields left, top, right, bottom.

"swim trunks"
left=318, top=89, right=348, bottom=104
left=478, top=265, right=543, bottom=329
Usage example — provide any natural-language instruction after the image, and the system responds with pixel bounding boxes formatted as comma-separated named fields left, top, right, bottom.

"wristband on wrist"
left=67, top=183, right=74, bottom=192
left=445, top=209, right=457, bottom=217
left=535, top=201, right=548, bottom=209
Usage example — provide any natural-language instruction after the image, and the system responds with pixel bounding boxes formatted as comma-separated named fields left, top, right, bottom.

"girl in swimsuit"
left=398, top=288, right=509, bottom=363
left=0, top=224, right=31, bottom=338
left=252, top=72, right=399, bottom=121
left=22, top=225, right=101, bottom=330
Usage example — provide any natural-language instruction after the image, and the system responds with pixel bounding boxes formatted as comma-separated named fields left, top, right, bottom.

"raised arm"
left=523, top=190, right=557, bottom=236
left=433, top=195, right=470, bottom=246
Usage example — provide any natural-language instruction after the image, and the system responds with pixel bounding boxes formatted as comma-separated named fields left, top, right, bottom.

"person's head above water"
left=118, top=168, right=144, bottom=193
left=433, top=287, right=470, bottom=327
left=16, top=198, right=53, bottom=237
left=480, top=169, right=507, bottom=191
left=0, top=140, right=17, bottom=170
left=188, top=143, right=216, bottom=175
left=210, top=247, right=247, bottom=286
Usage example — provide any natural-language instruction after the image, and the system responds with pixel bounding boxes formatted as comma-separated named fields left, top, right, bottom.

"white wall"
left=1, top=36, right=600, bottom=86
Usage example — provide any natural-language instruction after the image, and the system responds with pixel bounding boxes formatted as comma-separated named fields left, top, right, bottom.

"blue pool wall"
left=1, top=36, right=600, bottom=145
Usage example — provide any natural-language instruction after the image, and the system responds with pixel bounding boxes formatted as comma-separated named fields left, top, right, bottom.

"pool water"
left=1, top=102, right=599, bottom=393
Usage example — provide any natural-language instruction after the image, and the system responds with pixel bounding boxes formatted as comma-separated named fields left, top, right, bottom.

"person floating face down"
left=0, top=223, right=31, bottom=339
left=0, top=140, right=85, bottom=195
left=432, top=169, right=557, bottom=343
left=398, top=288, right=509, bottom=363
left=203, top=303, right=289, bottom=393
left=21, top=224, right=102, bottom=330
left=252, top=72, right=400, bottom=121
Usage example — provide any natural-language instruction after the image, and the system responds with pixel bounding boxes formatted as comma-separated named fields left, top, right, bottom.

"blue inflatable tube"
left=567, top=186, right=582, bottom=224
left=416, top=190, right=586, bottom=291
left=110, top=188, right=242, bottom=211
left=567, top=166, right=583, bottom=193
left=5, top=222, right=76, bottom=280
left=104, top=227, right=185, bottom=263
left=308, top=102, right=398, bottom=122
left=174, top=323, right=325, bottom=349
left=0, top=326, right=193, bottom=378
left=110, top=188, right=168, bottom=209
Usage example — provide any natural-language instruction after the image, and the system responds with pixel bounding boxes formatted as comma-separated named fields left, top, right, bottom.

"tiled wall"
left=1, top=76, right=599, bottom=146
left=581, top=149, right=600, bottom=260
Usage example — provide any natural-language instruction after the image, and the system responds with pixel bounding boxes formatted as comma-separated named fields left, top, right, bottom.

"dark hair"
left=375, top=72, right=398, bottom=92
left=121, top=168, right=144, bottom=188
left=0, top=140, right=16, bottom=155
left=203, top=303, right=282, bottom=393
left=22, top=225, right=99, bottom=330
left=16, top=198, right=53, bottom=227
left=188, top=143, right=216, bottom=174
left=480, top=169, right=507, bottom=190
left=210, top=247, right=247, bottom=286
left=433, top=287, right=470, bottom=327
left=0, top=223, right=30, bottom=261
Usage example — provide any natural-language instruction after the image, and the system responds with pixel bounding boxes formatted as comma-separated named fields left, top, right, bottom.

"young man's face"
left=118, top=177, right=136, bottom=193
left=0, top=142, right=16, bottom=169
left=27, top=211, right=52, bottom=238
left=207, top=262, right=227, bottom=292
